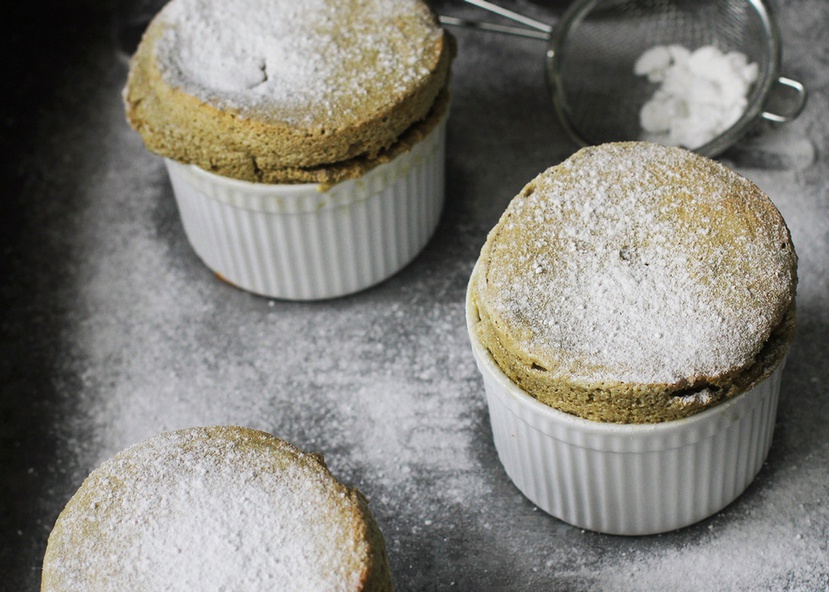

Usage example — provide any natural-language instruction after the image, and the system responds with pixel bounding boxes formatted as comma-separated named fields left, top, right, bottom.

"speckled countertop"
left=2, top=1, right=827, bottom=590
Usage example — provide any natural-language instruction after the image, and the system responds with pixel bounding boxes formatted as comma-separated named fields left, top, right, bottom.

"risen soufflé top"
left=469, top=142, right=797, bottom=423
left=124, top=0, right=451, bottom=183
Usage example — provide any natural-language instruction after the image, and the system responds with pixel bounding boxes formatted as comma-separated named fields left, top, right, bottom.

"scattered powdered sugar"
left=635, top=44, right=758, bottom=149
left=485, top=143, right=795, bottom=384
left=153, top=0, right=442, bottom=126
left=674, top=387, right=714, bottom=407
left=47, top=428, right=369, bottom=591
left=20, top=14, right=825, bottom=589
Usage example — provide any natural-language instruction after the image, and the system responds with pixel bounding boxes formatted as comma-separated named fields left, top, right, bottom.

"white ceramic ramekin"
left=163, top=114, right=447, bottom=300
left=466, top=281, right=785, bottom=536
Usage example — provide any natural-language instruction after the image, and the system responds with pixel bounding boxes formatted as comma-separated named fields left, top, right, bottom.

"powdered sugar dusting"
left=153, top=0, right=442, bottom=126
left=485, top=143, right=796, bottom=384
left=46, top=427, right=369, bottom=591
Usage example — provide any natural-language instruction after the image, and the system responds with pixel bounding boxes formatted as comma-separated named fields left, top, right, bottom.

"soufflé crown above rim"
left=123, top=0, right=452, bottom=184
left=41, top=426, right=393, bottom=591
left=469, top=142, right=797, bottom=424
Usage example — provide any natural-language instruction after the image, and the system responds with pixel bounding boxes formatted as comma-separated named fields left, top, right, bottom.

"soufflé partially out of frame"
left=123, top=0, right=453, bottom=299
left=41, top=426, right=394, bottom=591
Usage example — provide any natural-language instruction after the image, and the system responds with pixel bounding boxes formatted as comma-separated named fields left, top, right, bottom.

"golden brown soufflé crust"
left=124, top=0, right=453, bottom=184
left=254, top=88, right=451, bottom=186
left=469, top=142, right=798, bottom=424
left=41, top=426, right=393, bottom=591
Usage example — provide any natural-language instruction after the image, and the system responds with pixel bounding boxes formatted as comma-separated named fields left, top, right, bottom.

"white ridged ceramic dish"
left=163, top=114, right=447, bottom=300
left=466, top=282, right=785, bottom=535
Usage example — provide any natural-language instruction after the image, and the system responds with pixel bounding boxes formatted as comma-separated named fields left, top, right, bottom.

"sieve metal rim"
left=442, top=0, right=806, bottom=158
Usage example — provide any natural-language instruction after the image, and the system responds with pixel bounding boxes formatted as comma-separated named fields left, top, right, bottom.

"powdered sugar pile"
left=635, top=45, right=759, bottom=149
left=153, top=0, right=442, bottom=126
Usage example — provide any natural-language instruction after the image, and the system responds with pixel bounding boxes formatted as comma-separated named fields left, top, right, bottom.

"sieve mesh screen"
left=548, top=0, right=774, bottom=151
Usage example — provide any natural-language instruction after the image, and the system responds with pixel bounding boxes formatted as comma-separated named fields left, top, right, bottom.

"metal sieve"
left=441, top=0, right=807, bottom=157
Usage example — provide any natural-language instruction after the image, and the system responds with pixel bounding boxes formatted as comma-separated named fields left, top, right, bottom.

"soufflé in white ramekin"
left=467, top=142, right=797, bottom=535
left=124, top=0, right=453, bottom=300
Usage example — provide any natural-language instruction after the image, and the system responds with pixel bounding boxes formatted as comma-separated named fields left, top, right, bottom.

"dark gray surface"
left=2, top=1, right=827, bottom=590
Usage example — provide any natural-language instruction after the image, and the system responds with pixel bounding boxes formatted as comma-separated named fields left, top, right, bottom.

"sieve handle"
left=438, top=15, right=550, bottom=39
left=460, top=0, right=552, bottom=34
left=439, top=0, right=553, bottom=40
left=761, top=76, right=808, bottom=123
